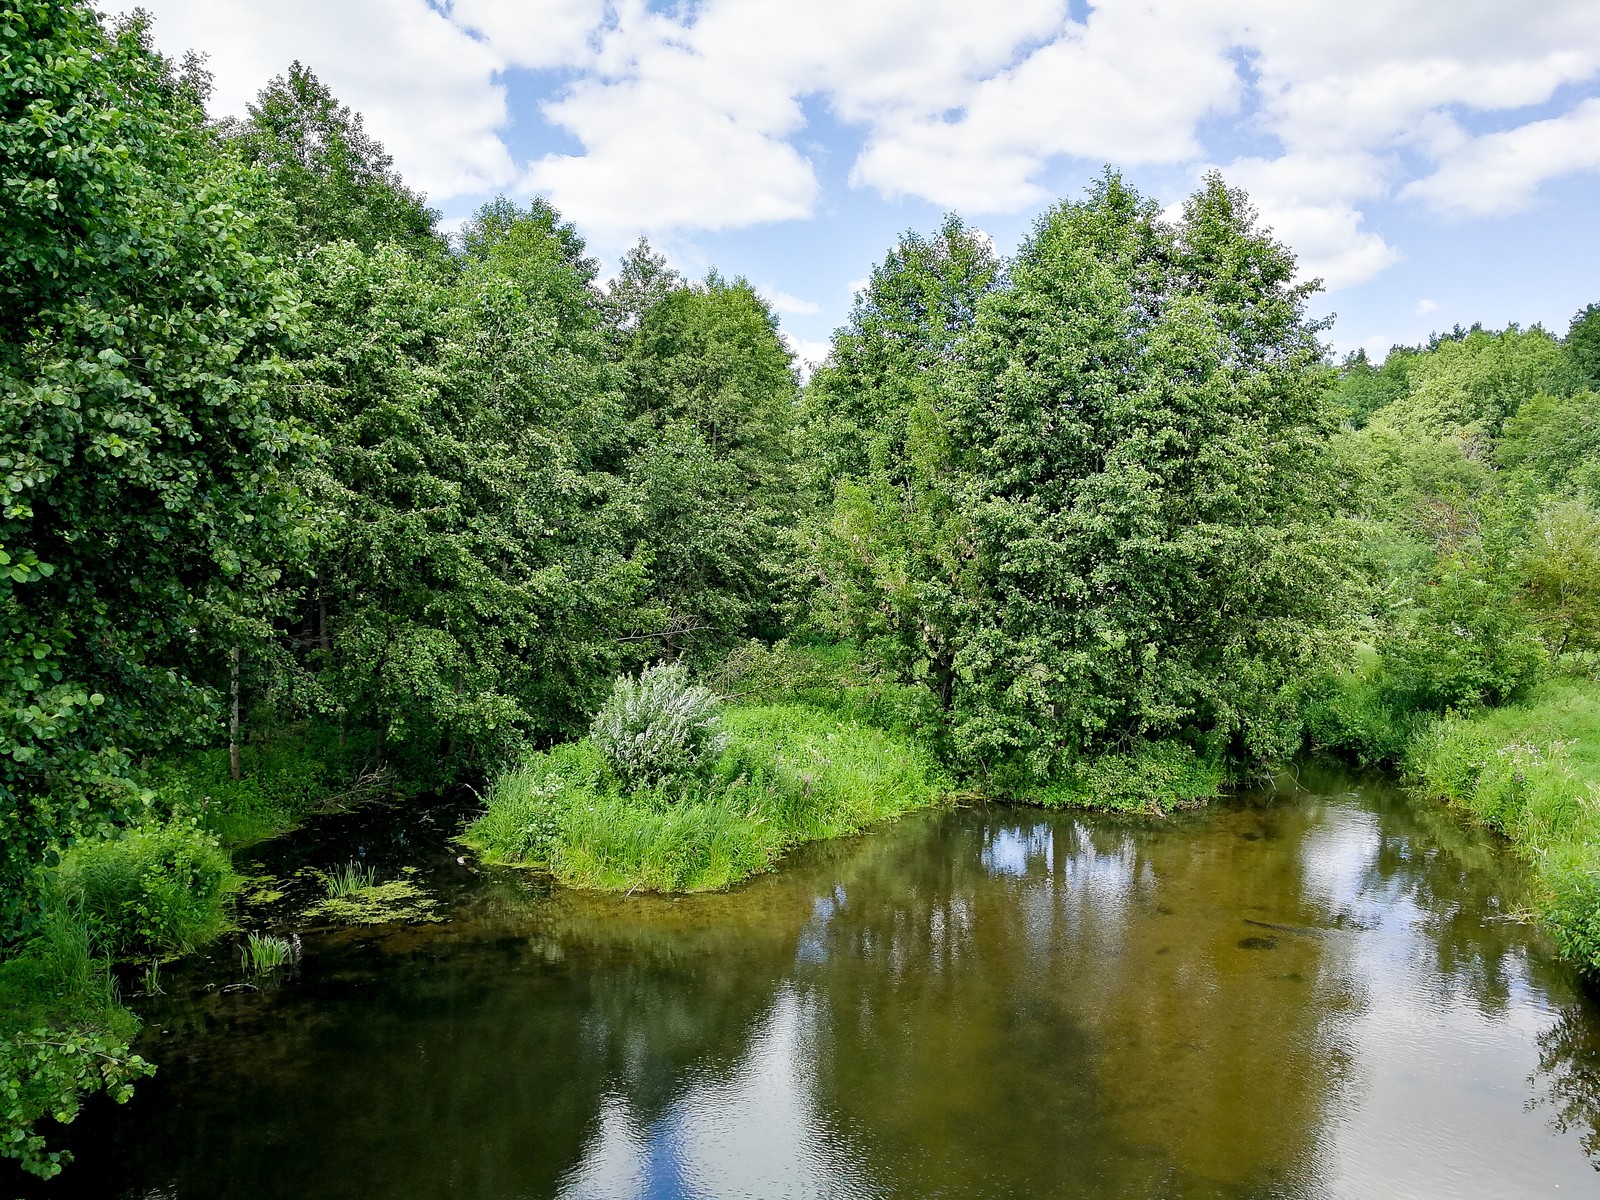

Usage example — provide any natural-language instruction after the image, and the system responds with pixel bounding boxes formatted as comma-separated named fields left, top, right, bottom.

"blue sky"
left=123, top=0, right=1600, bottom=365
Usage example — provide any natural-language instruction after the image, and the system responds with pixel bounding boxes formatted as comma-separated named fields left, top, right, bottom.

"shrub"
left=590, top=662, right=725, bottom=791
left=47, top=819, right=235, bottom=960
left=1034, top=741, right=1224, bottom=814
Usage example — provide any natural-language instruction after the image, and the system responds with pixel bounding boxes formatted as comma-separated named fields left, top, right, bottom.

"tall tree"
left=803, top=216, right=1000, bottom=706
left=948, top=172, right=1341, bottom=781
left=0, top=5, right=306, bottom=935
left=227, top=61, right=440, bottom=254
left=617, top=273, right=800, bottom=654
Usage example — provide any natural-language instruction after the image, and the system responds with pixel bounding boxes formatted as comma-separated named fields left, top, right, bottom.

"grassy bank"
left=1402, top=677, right=1600, bottom=973
left=466, top=701, right=951, bottom=892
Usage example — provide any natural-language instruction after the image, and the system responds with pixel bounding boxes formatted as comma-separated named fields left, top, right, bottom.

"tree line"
left=6, top=1, right=1600, bottom=944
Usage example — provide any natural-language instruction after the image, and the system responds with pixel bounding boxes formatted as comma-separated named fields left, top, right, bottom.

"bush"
left=1033, top=741, right=1224, bottom=814
left=48, top=819, right=235, bottom=960
left=1299, top=661, right=1422, bottom=766
left=590, top=662, right=725, bottom=791
left=1378, top=562, right=1547, bottom=711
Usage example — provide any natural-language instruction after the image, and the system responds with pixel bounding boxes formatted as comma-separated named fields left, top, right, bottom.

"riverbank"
left=465, top=702, right=952, bottom=892
left=1308, top=663, right=1600, bottom=977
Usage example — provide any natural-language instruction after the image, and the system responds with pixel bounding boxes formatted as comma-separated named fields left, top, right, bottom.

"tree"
left=1521, top=500, right=1600, bottom=656
left=1370, top=325, right=1579, bottom=447
left=602, top=237, right=685, bottom=336
left=947, top=172, right=1342, bottom=781
left=1568, top=303, right=1600, bottom=391
left=0, top=4, right=307, bottom=937
left=226, top=62, right=440, bottom=254
left=278, top=200, right=643, bottom=772
left=617, top=274, right=800, bottom=654
left=803, top=215, right=999, bottom=705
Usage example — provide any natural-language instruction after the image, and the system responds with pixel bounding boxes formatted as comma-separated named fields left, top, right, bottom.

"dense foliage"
left=7, top=0, right=1600, bottom=1173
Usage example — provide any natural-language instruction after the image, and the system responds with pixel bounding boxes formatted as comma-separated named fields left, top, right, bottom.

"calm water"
left=17, top=766, right=1600, bottom=1199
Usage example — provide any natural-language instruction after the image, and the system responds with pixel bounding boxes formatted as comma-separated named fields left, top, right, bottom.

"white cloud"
left=780, top=333, right=832, bottom=382
left=1400, top=98, right=1600, bottom=216
left=122, top=0, right=1600, bottom=294
left=1416, top=298, right=1440, bottom=316
left=760, top=286, right=820, bottom=316
left=121, top=0, right=518, bottom=201
left=443, top=0, right=606, bottom=70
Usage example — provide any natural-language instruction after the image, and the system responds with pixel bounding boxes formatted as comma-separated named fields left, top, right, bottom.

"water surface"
left=18, top=767, right=1600, bottom=1198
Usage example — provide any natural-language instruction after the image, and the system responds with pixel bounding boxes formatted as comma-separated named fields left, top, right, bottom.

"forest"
left=3, top=2, right=1600, bottom=1179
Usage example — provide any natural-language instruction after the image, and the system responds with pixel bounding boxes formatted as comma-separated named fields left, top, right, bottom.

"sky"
left=112, top=0, right=1600, bottom=368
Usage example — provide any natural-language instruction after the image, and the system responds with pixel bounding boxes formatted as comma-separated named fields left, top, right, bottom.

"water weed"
left=322, top=860, right=378, bottom=898
left=244, top=932, right=294, bottom=973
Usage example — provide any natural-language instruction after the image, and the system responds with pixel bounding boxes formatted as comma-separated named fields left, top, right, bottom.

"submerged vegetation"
left=3, top=0, right=1600, bottom=1176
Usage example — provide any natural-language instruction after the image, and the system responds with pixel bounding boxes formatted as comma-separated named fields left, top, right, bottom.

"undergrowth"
left=466, top=701, right=951, bottom=892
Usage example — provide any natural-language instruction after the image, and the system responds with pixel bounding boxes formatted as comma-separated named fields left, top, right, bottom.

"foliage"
left=1497, top=390, right=1600, bottom=500
left=0, top=894, right=147, bottom=1178
left=1568, top=303, right=1600, bottom=391
left=226, top=61, right=441, bottom=254
left=48, top=818, right=235, bottom=960
left=1520, top=500, right=1600, bottom=654
left=1376, top=556, right=1547, bottom=711
left=1033, top=741, right=1224, bottom=813
left=589, top=663, right=726, bottom=792
left=1404, top=678, right=1600, bottom=976
left=1367, top=325, right=1578, bottom=445
left=322, top=860, right=376, bottom=898
left=946, top=172, right=1342, bottom=779
left=803, top=215, right=998, bottom=709
left=469, top=703, right=949, bottom=892
left=616, top=267, right=801, bottom=656
left=243, top=931, right=292, bottom=972
left=0, top=3, right=307, bottom=938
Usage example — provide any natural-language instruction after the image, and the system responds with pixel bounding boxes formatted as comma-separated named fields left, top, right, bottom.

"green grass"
left=150, top=726, right=389, bottom=849
left=466, top=702, right=951, bottom=893
left=243, top=932, right=294, bottom=972
left=322, top=860, right=378, bottom=898
left=1404, top=676, right=1600, bottom=974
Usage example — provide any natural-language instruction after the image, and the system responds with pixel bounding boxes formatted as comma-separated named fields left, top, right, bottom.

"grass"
left=466, top=701, right=951, bottom=893
left=322, top=860, right=378, bottom=898
left=244, top=932, right=294, bottom=972
left=150, top=725, right=390, bottom=849
left=1402, top=675, right=1600, bottom=975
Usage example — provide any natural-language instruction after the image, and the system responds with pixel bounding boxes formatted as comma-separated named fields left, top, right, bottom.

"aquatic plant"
left=322, top=860, right=378, bottom=898
left=244, top=933, right=294, bottom=973
left=140, top=961, right=163, bottom=997
left=590, top=662, right=726, bottom=792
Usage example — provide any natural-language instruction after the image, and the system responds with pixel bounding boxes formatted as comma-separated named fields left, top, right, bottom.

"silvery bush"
left=590, top=662, right=726, bottom=792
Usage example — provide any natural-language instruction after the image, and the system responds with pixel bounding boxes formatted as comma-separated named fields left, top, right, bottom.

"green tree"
left=280, top=201, right=642, bottom=770
left=1568, top=303, right=1600, bottom=391
left=1520, top=500, right=1600, bottom=656
left=617, top=273, right=800, bottom=654
left=947, top=172, right=1341, bottom=781
left=1370, top=325, right=1579, bottom=446
left=803, top=216, right=999, bottom=706
left=226, top=61, right=441, bottom=255
left=0, top=3, right=307, bottom=937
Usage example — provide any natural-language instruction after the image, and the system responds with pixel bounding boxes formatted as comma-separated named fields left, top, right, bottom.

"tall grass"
left=467, top=702, right=950, bottom=893
left=1405, top=678, right=1600, bottom=972
left=322, top=861, right=378, bottom=898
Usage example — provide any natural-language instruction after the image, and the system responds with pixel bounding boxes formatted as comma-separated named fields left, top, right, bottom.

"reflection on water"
left=14, top=766, right=1600, bottom=1199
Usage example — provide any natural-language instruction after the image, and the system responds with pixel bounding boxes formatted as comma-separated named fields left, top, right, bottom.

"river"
left=17, top=764, right=1600, bottom=1198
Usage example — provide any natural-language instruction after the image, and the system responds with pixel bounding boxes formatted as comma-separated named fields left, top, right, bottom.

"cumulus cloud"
left=760, top=287, right=821, bottom=316
left=1401, top=98, right=1600, bottom=216
left=122, top=0, right=1600, bottom=291
left=1417, top=298, right=1440, bottom=316
left=119, top=0, right=519, bottom=201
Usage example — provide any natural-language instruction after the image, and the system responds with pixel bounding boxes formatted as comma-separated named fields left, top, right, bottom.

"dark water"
left=17, top=767, right=1600, bottom=1199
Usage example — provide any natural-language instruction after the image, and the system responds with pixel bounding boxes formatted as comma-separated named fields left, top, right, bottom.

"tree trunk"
left=229, top=645, right=242, bottom=782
